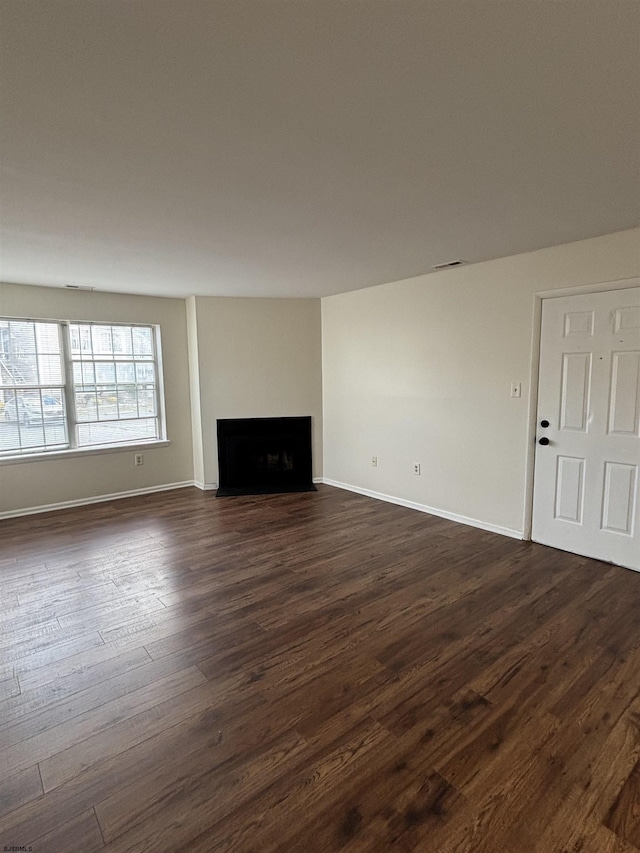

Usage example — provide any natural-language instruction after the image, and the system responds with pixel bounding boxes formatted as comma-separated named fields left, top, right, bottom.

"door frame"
left=522, top=276, right=640, bottom=541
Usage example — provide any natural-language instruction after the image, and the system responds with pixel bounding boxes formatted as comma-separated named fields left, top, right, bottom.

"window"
left=0, top=319, right=164, bottom=457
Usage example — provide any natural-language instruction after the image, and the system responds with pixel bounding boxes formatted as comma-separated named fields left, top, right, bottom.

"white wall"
left=321, top=228, right=640, bottom=536
left=187, top=296, right=323, bottom=487
left=0, top=283, right=194, bottom=514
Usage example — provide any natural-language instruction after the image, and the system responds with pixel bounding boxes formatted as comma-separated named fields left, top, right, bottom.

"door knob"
left=538, top=437, right=550, bottom=446
left=540, top=419, right=550, bottom=428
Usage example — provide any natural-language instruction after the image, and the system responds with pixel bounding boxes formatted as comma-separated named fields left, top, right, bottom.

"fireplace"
left=216, top=416, right=315, bottom=497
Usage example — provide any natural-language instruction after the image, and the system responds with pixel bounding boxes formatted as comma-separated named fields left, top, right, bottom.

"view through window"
left=0, top=319, right=162, bottom=456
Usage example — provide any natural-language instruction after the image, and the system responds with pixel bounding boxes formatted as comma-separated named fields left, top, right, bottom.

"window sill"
left=0, top=439, right=171, bottom=466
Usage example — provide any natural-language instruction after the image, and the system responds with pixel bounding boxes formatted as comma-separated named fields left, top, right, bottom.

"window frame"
left=0, top=317, right=168, bottom=461
left=0, top=321, right=68, bottom=455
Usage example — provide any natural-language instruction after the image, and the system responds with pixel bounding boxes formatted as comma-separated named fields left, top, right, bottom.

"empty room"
left=1, top=1, right=640, bottom=851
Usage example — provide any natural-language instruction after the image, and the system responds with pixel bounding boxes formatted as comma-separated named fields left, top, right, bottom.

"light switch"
left=510, top=382, right=522, bottom=398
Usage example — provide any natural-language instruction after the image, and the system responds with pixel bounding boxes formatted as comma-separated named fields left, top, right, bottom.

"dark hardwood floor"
left=1, top=484, right=640, bottom=852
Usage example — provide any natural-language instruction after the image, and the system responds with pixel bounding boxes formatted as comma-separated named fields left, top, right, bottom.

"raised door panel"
left=601, top=463, right=637, bottom=536
left=608, top=352, right=640, bottom=436
left=559, top=353, right=592, bottom=432
left=554, top=456, right=585, bottom=525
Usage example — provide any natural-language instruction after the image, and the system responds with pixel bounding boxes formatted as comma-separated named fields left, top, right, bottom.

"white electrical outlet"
left=413, top=462, right=421, bottom=475
left=372, top=456, right=378, bottom=467
left=134, top=453, right=144, bottom=467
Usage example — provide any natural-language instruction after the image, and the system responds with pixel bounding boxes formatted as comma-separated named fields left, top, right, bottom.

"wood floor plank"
left=0, top=647, right=151, bottom=733
left=0, top=673, right=20, bottom=701
left=1, top=630, right=106, bottom=680
left=99, top=727, right=312, bottom=852
left=94, top=695, right=301, bottom=844
left=1, top=666, right=205, bottom=786
left=37, top=666, right=208, bottom=792
left=1, top=655, right=208, bottom=750
left=283, top=754, right=464, bottom=851
left=0, top=767, right=43, bottom=821
left=29, top=808, right=106, bottom=851
left=15, top=640, right=151, bottom=694
left=164, top=719, right=392, bottom=853
left=578, top=823, right=640, bottom=853
left=605, top=758, right=640, bottom=848
left=0, top=693, right=264, bottom=845
left=1, top=485, right=639, bottom=851
left=478, top=682, right=640, bottom=851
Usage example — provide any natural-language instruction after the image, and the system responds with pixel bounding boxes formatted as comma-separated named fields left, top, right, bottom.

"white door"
left=532, top=286, right=640, bottom=571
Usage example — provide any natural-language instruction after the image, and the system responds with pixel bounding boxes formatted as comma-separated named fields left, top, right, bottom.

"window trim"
left=0, top=317, right=167, bottom=460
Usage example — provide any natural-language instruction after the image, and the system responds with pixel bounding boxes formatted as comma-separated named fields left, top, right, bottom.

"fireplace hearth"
left=216, top=416, right=315, bottom=497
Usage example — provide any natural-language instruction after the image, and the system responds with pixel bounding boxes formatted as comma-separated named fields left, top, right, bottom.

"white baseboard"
left=0, top=481, right=197, bottom=520
left=321, top=478, right=523, bottom=540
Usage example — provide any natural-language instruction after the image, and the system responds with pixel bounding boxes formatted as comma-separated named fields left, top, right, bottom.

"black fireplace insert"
left=216, top=416, right=315, bottom=497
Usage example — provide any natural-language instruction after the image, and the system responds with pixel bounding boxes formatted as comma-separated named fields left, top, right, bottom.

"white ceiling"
left=1, top=1, right=638, bottom=299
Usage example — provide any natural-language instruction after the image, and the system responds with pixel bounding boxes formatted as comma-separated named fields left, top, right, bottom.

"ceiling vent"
left=431, top=259, right=468, bottom=271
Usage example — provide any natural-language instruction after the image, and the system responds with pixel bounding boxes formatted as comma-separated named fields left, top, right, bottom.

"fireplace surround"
left=216, top=416, right=315, bottom=497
